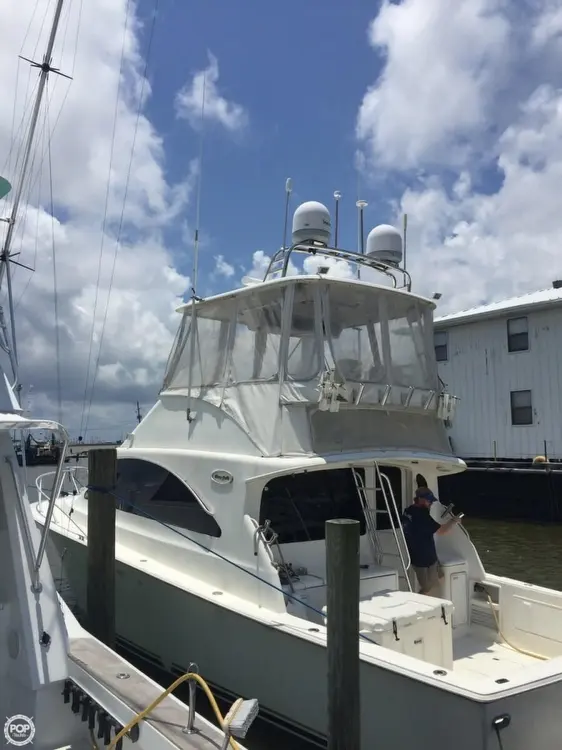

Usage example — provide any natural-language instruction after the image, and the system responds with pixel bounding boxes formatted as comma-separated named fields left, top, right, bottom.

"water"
left=464, top=517, right=562, bottom=589
left=28, top=462, right=562, bottom=747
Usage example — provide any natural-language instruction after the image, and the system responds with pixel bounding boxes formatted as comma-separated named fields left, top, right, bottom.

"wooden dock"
left=69, top=636, right=239, bottom=749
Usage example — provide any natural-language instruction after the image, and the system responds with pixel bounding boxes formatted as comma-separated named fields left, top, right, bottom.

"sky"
left=1, top=0, right=562, bottom=439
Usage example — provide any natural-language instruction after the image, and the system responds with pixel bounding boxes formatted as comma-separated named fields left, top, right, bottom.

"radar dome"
left=292, top=201, right=331, bottom=246
left=366, top=224, right=403, bottom=266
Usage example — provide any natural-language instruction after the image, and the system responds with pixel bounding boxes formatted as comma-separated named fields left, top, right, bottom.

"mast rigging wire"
left=47, top=87, right=63, bottom=426
left=81, top=0, right=160, bottom=437
left=78, top=0, right=133, bottom=437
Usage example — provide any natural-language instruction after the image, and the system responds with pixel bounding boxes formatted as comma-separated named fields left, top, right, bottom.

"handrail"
left=374, top=463, right=412, bottom=591
left=352, top=468, right=383, bottom=565
left=36, top=465, right=86, bottom=507
left=5, top=455, right=41, bottom=591
left=36, top=472, right=88, bottom=540
left=34, top=430, right=69, bottom=575
left=263, top=240, right=412, bottom=290
left=3, top=419, right=69, bottom=592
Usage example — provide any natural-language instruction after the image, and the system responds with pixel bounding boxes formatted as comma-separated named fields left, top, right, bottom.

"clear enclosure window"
left=195, top=317, right=230, bottom=386
left=386, top=298, right=432, bottom=388
left=229, top=291, right=283, bottom=382
left=327, top=288, right=385, bottom=382
left=287, top=283, right=322, bottom=380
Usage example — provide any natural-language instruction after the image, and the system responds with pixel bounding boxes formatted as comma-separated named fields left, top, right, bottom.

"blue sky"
left=135, top=0, right=392, bottom=293
left=3, top=0, right=562, bottom=436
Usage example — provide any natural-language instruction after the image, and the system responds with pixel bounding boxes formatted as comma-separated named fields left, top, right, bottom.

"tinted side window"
left=116, top=458, right=221, bottom=538
left=259, top=468, right=366, bottom=544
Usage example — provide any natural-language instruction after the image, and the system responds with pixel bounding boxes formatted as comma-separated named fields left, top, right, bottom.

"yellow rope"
left=108, top=672, right=240, bottom=750
left=487, top=594, right=548, bottom=661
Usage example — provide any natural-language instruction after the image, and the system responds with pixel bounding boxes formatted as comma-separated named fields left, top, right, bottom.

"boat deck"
left=69, top=637, right=233, bottom=749
left=453, top=625, right=539, bottom=681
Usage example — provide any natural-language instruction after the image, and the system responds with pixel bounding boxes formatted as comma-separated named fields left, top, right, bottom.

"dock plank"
left=69, top=637, right=226, bottom=749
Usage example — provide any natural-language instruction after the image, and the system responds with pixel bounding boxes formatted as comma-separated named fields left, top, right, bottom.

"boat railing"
left=374, top=462, right=412, bottom=591
left=36, top=464, right=87, bottom=507
left=263, top=241, right=412, bottom=290
left=352, top=468, right=384, bottom=565
left=5, top=419, right=69, bottom=591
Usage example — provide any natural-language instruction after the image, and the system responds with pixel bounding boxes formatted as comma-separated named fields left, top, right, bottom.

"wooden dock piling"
left=86, top=447, right=117, bottom=648
left=326, top=518, right=361, bottom=750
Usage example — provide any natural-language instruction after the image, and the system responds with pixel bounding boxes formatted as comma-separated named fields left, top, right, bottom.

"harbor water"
left=27, top=461, right=562, bottom=748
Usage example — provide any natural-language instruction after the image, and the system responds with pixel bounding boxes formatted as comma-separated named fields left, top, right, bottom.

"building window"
left=115, top=458, right=222, bottom=537
left=507, top=316, right=528, bottom=352
left=510, top=390, right=533, bottom=426
left=434, top=331, right=448, bottom=362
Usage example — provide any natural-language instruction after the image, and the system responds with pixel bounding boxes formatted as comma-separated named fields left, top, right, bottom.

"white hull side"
left=47, top=529, right=562, bottom=750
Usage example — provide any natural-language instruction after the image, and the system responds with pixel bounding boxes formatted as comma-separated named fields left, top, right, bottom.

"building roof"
left=434, top=284, right=562, bottom=328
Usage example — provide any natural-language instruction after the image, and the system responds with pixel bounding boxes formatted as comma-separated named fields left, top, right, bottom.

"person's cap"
left=415, top=487, right=437, bottom=503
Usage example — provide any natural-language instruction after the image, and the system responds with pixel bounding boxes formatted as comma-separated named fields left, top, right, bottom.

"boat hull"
left=47, top=529, right=562, bottom=750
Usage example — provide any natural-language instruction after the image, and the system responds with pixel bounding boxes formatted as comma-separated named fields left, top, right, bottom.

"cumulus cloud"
left=175, top=52, right=248, bottom=133
left=1, top=0, right=194, bottom=438
left=356, top=0, right=562, bottom=313
left=213, top=254, right=235, bottom=278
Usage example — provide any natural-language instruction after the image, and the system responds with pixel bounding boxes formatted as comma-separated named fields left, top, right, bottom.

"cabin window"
left=374, top=466, right=402, bottom=531
left=507, top=316, right=528, bottom=353
left=434, top=331, right=448, bottom=362
left=510, top=390, right=533, bottom=426
left=115, top=458, right=222, bottom=537
left=259, top=469, right=366, bottom=544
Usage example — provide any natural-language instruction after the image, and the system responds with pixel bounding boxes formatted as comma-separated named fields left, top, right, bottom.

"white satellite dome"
left=366, top=224, right=403, bottom=266
left=292, top=201, right=331, bottom=246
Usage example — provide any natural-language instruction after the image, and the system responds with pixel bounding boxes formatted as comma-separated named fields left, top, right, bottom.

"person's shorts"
left=413, top=562, right=442, bottom=592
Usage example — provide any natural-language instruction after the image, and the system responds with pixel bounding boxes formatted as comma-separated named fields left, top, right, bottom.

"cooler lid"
left=358, top=590, right=453, bottom=632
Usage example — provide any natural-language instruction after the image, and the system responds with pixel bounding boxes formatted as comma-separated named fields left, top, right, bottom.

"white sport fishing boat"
left=32, top=194, right=562, bottom=749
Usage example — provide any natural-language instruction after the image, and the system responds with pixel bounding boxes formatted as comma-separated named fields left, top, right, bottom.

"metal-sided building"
left=434, top=282, right=562, bottom=461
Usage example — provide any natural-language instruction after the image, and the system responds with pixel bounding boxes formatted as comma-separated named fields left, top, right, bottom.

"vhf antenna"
left=403, top=213, right=408, bottom=287
left=282, top=178, right=293, bottom=249
left=356, top=199, right=368, bottom=279
left=333, top=191, right=341, bottom=247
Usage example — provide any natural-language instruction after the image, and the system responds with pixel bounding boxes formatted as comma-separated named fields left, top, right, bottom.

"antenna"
left=356, top=199, right=368, bottom=279
left=191, top=71, right=206, bottom=297
left=186, top=71, right=206, bottom=423
left=403, top=213, right=408, bottom=288
left=0, top=0, right=69, bottom=391
left=282, top=178, right=293, bottom=249
left=135, top=400, right=142, bottom=424
left=356, top=200, right=368, bottom=254
left=333, top=191, right=341, bottom=247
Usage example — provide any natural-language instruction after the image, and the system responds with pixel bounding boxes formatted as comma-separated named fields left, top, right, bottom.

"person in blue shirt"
left=402, top=487, right=460, bottom=596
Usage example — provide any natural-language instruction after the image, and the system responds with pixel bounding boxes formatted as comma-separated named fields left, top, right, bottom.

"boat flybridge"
left=33, top=200, right=562, bottom=749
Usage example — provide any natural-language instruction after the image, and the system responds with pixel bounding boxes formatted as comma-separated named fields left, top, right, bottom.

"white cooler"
left=340, top=590, right=454, bottom=669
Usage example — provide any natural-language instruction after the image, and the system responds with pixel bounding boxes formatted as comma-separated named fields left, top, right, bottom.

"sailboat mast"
left=0, top=0, right=66, bottom=375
